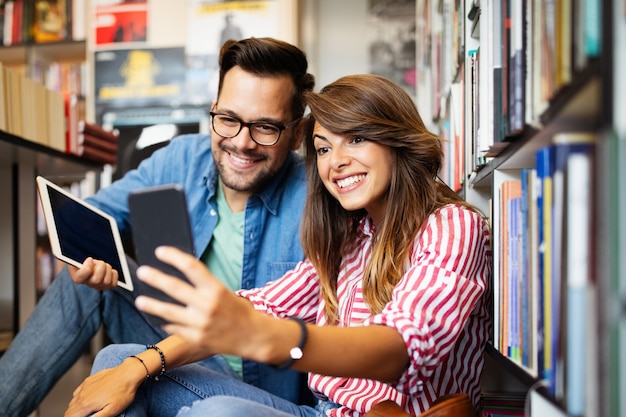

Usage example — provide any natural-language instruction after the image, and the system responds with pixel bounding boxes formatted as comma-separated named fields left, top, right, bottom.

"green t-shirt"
left=200, top=182, right=244, bottom=376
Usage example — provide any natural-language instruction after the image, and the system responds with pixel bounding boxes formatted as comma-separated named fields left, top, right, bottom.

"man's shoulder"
left=163, top=133, right=214, bottom=161
left=169, top=133, right=212, bottom=148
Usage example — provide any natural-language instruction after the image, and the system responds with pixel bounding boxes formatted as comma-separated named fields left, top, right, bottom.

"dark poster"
left=94, top=47, right=188, bottom=113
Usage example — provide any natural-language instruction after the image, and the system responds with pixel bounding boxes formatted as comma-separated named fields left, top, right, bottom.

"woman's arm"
left=135, top=246, right=410, bottom=382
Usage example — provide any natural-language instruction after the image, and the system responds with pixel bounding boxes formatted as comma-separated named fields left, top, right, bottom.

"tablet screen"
left=36, top=176, right=133, bottom=291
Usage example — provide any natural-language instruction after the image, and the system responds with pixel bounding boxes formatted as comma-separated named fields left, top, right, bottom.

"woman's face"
left=312, top=122, right=394, bottom=226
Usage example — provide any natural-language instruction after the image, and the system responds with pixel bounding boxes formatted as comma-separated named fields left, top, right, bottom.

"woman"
left=66, top=74, right=491, bottom=417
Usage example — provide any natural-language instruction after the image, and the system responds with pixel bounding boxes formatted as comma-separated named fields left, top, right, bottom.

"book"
left=520, top=167, right=538, bottom=372
left=64, top=91, right=79, bottom=154
left=71, top=0, right=85, bottom=40
left=550, top=132, right=596, bottom=400
left=492, top=0, right=504, bottom=142
left=508, top=0, right=525, bottom=135
left=499, top=179, right=522, bottom=359
left=560, top=133, right=596, bottom=416
left=535, top=144, right=555, bottom=384
left=79, top=145, right=117, bottom=165
left=32, top=0, right=70, bottom=43
left=78, top=132, right=117, bottom=154
left=565, top=152, right=591, bottom=416
left=47, top=88, right=66, bottom=152
left=0, top=62, right=5, bottom=131
left=78, top=119, right=119, bottom=143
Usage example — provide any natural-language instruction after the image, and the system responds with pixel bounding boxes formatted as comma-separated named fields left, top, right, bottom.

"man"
left=0, top=37, right=315, bottom=417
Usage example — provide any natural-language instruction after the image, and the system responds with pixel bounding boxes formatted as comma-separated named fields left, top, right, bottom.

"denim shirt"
left=86, top=133, right=309, bottom=403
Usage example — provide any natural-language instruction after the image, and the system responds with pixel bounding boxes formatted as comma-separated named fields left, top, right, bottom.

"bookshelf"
left=0, top=129, right=102, bottom=351
left=416, top=0, right=622, bottom=416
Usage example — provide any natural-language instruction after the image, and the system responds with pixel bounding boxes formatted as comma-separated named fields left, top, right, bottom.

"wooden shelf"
left=0, top=40, right=86, bottom=66
left=485, top=344, right=573, bottom=417
left=0, top=130, right=102, bottom=177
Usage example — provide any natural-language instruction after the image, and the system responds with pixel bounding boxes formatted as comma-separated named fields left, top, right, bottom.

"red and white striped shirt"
left=240, top=204, right=492, bottom=417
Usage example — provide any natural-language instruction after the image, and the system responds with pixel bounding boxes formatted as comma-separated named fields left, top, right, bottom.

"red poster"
left=94, top=1, right=147, bottom=45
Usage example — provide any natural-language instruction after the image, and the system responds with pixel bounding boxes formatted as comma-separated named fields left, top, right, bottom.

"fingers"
left=68, top=258, right=118, bottom=290
left=154, top=246, right=212, bottom=287
left=135, top=246, right=228, bottom=329
left=136, top=263, right=196, bottom=306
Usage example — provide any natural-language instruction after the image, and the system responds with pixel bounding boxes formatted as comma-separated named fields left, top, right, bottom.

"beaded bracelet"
left=129, top=355, right=150, bottom=381
left=146, top=344, right=166, bottom=380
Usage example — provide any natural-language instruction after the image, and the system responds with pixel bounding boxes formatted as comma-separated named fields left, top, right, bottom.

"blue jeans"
left=92, top=344, right=332, bottom=417
left=0, top=264, right=233, bottom=417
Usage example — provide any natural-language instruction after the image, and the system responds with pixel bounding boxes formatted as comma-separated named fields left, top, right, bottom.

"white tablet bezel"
left=36, top=176, right=134, bottom=291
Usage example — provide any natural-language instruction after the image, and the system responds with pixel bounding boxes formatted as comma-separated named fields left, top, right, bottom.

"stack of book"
left=76, top=120, right=118, bottom=165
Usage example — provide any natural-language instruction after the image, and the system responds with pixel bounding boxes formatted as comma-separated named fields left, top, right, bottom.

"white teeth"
left=336, top=175, right=364, bottom=188
left=231, top=154, right=254, bottom=164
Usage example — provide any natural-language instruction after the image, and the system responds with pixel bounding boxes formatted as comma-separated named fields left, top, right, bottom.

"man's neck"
left=220, top=183, right=250, bottom=213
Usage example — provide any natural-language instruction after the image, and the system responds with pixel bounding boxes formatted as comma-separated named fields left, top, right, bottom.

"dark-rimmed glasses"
left=209, top=112, right=300, bottom=146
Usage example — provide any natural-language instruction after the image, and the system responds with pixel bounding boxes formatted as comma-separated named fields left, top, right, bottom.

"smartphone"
left=128, top=184, right=195, bottom=324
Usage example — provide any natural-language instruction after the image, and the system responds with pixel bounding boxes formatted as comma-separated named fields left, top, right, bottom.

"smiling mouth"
left=229, top=152, right=257, bottom=164
left=336, top=175, right=365, bottom=188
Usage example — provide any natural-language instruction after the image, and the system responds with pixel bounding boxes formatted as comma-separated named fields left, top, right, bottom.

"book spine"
left=79, top=145, right=116, bottom=165
left=78, top=132, right=117, bottom=154
left=565, top=151, right=591, bottom=417
left=78, top=119, right=118, bottom=142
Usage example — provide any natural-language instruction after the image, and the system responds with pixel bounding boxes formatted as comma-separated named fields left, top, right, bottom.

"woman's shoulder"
left=434, top=203, right=484, bottom=220
left=426, top=204, right=490, bottom=235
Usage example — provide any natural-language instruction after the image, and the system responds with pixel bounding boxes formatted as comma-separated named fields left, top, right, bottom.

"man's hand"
left=68, top=257, right=119, bottom=290
left=64, top=357, right=145, bottom=417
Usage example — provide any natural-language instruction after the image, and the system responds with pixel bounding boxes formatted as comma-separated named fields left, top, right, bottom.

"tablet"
left=36, top=176, right=134, bottom=291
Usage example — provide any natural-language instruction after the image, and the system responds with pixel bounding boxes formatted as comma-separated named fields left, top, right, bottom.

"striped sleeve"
left=366, top=205, right=491, bottom=397
left=238, top=259, right=321, bottom=323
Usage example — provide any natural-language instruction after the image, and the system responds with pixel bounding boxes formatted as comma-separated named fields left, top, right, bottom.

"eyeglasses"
left=209, top=112, right=300, bottom=146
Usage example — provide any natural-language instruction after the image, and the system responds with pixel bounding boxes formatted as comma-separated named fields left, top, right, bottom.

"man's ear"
left=290, top=118, right=306, bottom=151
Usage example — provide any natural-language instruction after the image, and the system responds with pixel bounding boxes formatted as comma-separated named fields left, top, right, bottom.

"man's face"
left=211, top=66, right=301, bottom=198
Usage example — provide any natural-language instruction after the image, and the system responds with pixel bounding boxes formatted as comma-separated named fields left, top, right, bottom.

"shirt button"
left=249, top=233, right=254, bottom=240
left=210, top=209, right=217, bottom=216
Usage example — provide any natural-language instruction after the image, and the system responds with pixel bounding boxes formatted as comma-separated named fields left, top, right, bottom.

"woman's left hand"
left=134, top=246, right=258, bottom=357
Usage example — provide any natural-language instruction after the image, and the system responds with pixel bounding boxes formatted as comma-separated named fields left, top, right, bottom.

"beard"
left=213, top=143, right=280, bottom=193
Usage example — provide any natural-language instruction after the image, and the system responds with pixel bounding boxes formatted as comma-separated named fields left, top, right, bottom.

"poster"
left=185, top=0, right=281, bottom=101
left=93, top=0, right=148, bottom=46
left=94, top=47, right=187, bottom=110
left=368, top=0, right=416, bottom=96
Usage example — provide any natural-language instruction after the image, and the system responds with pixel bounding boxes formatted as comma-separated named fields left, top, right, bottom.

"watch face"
left=290, top=347, right=304, bottom=360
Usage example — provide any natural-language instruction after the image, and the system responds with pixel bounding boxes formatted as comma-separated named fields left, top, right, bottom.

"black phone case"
left=128, top=184, right=195, bottom=324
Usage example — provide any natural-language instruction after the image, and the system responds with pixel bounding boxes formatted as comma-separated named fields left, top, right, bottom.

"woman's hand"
left=134, top=246, right=258, bottom=358
left=64, top=357, right=145, bottom=417
left=68, top=257, right=118, bottom=290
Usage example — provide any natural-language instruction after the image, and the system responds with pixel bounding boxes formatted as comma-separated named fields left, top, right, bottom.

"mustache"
left=220, top=142, right=267, bottom=160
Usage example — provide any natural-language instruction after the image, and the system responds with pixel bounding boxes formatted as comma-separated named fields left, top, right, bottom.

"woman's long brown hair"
left=302, top=74, right=477, bottom=324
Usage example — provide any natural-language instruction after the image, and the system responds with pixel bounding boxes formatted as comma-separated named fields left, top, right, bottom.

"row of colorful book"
left=1, top=0, right=85, bottom=46
left=493, top=131, right=598, bottom=417
left=0, top=61, right=117, bottom=165
left=464, top=0, right=602, bottom=170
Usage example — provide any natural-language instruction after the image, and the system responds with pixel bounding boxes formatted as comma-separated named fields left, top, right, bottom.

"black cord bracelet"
left=146, top=344, right=166, bottom=380
left=129, top=355, right=150, bottom=381
left=272, top=317, right=308, bottom=371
